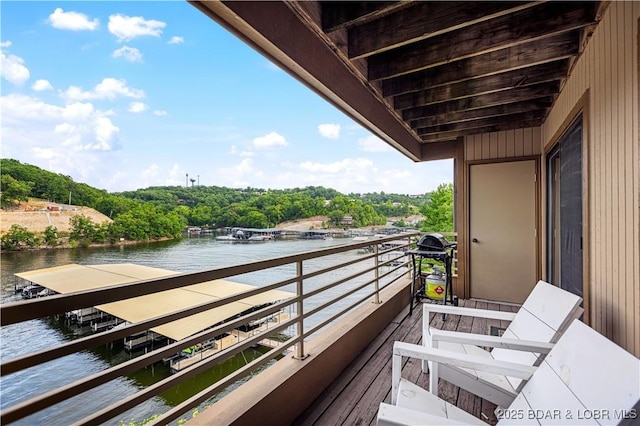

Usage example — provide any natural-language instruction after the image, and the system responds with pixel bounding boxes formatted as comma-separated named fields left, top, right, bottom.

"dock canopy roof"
left=16, top=263, right=294, bottom=341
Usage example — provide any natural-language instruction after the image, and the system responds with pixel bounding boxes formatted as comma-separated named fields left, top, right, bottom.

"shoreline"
left=0, top=236, right=176, bottom=254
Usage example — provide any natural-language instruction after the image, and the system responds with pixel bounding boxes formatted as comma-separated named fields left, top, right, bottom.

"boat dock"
left=13, top=263, right=295, bottom=373
left=169, top=312, right=291, bottom=372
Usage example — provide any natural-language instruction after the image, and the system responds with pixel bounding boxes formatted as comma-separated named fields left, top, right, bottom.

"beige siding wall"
left=542, top=2, right=639, bottom=357
left=465, top=127, right=541, bottom=161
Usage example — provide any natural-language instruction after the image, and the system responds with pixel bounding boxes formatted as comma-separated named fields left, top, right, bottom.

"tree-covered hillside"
left=0, top=158, right=431, bottom=231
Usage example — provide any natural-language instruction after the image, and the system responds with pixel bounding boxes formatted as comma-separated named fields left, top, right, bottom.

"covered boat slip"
left=15, top=263, right=295, bottom=341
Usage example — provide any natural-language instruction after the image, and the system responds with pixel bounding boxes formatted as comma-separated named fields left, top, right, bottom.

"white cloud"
left=318, top=123, right=341, bottom=139
left=32, top=79, right=53, bottom=91
left=358, top=135, right=391, bottom=152
left=62, top=77, right=145, bottom=101
left=168, top=36, right=184, bottom=44
left=217, top=158, right=264, bottom=187
left=153, top=110, right=168, bottom=116
left=1, top=41, right=12, bottom=48
left=128, top=101, right=148, bottom=113
left=230, top=145, right=254, bottom=157
left=112, top=46, right=143, bottom=62
left=108, top=14, right=166, bottom=42
left=0, top=46, right=30, bottom=86
left=253, top=131, right=287, bottom=149
left=299, top=157, right=375, bottom=175
left=1, top=93, right=121, bottom=185
left=48, top=8, right=99, bottom=31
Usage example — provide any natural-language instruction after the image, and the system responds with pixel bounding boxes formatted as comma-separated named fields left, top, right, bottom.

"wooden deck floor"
left=293, top=299, right=520, bottom=426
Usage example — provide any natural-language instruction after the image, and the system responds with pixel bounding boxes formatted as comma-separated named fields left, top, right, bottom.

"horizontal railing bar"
left=147, top=344, right=287, bottom=426
left=305, top=273, right=380, bottom=320
left=1, top=234, right=418, bottom=325
left=298, top=248, right=378, bottom=282
left=305, top=288, right=380, bottom=338
left=303, top=263, right=375, bottom=300
left=0, top=300, right=299, bottom=425
left=1, top=278, right=298, bottom=375
left=2, top=232, right=420, bottom=424
left=75, top=322, right=299, bottom=426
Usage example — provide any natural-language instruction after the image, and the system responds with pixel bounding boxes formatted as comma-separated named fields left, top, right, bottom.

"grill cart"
left=406, top=233, right=458, bottom=315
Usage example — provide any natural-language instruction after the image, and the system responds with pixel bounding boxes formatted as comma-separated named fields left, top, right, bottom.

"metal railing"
left=0, top=232, right=419, bottom=425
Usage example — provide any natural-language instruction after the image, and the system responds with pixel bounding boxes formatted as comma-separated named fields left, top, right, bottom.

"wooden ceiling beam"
left=393, top=59, right=569, bottom=110
left=382, top=30, right=579, bottom=97
left=403, top=82, right=560, bottom=121
left=420, top=119, right=543, bottom=142
left=418, top=111, right=546, bottom=135
left=348, top=1, right=535, bottom=59
left=419, top=138, right=459, bottom=161
left=368, top=1, right=597, bottom=81
left=411, top=98, right=554, bottom=129
left=320, top=1, right=404, bottom=33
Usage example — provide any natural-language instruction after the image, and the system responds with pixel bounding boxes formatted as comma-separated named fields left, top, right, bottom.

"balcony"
left=2, top=232, right=472, bottom=425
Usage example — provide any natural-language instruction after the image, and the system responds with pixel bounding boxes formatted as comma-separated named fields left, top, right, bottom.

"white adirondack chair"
left=419, top=280, right=583, bottom=407
left=379, top=320, right=640, bottom=425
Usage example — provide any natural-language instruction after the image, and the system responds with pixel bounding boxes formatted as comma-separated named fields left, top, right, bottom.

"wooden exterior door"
left=469, top=160, right=537, bottom=303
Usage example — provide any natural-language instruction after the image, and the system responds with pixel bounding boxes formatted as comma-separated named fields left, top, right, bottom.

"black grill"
left=416, top=233, right=454, bottom=252
left=407, top=232, right=458, bottom=314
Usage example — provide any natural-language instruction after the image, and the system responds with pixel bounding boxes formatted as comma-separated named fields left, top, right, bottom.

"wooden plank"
left=420, top=120, right=544, bottom=143
left=489, top=133, right=498, bottom=159
left=348, top=1, right=534, bottom=59
left=392, top=60, right=569, bottom=110
left=627, top=2, right=639, bottom=358
left=292, top=306, right=418, bottom=425
left=404, top=82, right=560, bottom=121
left=294, top=299, right=522, bottom=425
left=411, top=98, right=553, bottom=129
left=420, top=139, right=458, bottom=161
left=497, top=131, right=507, bottom=158
left=418, top=111, right=546, bottom=136
left=436, top=310, right=462, bottom=405
left=320, top=2, right=401, bottom=33
left=382, top=31, right=580, bottom=97
left=368, top=2, right=597, bottom=80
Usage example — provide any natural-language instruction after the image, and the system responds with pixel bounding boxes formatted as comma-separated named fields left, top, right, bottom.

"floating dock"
left=14, top=263, right=295, bottom=365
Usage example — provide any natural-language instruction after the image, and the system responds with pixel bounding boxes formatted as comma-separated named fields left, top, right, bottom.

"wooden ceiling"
left=191, top=1, right=603, bottom=161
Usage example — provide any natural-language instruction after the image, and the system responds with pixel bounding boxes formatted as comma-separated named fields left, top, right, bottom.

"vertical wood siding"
left=464, top=127, right=541, bottom=161
left=542, top=2, right=639, bottom=357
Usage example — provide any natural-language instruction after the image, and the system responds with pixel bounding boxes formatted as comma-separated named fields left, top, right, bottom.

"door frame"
left=466, top=156, right=542, bottom=301
left=543, top=90, right=590, bottom=324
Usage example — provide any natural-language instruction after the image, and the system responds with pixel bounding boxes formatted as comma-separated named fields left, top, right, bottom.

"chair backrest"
left=491, top=280, right=583, bottom=390
left=499, top=320, right=639, bottom=425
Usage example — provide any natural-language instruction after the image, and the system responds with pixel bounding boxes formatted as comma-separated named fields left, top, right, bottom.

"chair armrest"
left=430, top=329, right=554, bottom=353
left=391, top=341, right=535, bottom=404
left=422, top=304, right=517, bottom=321
left=377, top=403, right=480, bottom=426
left=394, top=341, right=536, bottom=379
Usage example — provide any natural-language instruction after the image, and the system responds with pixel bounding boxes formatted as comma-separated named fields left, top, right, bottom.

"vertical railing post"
left=294, top=260, right=307, bottom=359
left=373, top=243, right=380, bottom=304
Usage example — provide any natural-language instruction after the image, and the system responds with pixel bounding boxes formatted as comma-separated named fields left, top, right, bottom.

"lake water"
left=0, top=236, right=368, bottom=425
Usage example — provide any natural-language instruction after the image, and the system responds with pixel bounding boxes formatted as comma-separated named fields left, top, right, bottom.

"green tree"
left=43, top=225, right=60, bottom=247
left=1, top=224, right=40, bottom=250
left=0, top=175, right=32, bottom=208
left=420, top=183, right=454, bottom=232
left=69, top=214, right=98, bottom=246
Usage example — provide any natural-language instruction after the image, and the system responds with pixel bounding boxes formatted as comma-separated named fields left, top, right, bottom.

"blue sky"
left=0, top=1, right=452, bottom=195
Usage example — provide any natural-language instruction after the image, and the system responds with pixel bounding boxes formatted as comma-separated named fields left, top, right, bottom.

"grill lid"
left=417, top=233, right=453, bottom=252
